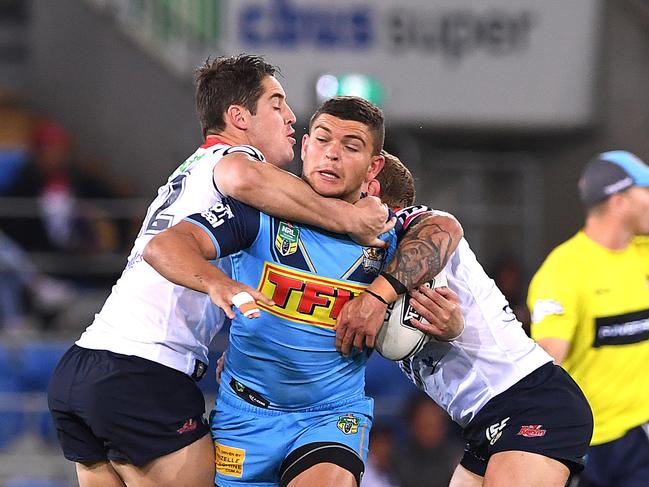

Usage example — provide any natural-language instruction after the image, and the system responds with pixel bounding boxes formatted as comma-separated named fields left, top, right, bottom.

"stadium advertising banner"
left=217, top=0, right=602, bottom=129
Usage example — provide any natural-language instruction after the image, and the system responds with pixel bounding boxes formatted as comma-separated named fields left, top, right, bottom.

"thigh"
left=280, top=401, right=373, bottom=487
left=449, top=464, right=484, bottom=487
left=484, top=450, right=569, bottom=487
left=76, top=461, right=126, bottom=487
left=110, top=434, right=215, bottom=487
left=211, top=391, right=289, bottom=487
left=287, top=463, right=356, bottom=487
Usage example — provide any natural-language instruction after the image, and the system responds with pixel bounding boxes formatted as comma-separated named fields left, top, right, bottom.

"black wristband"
left=365, top=289, right=389, bottom=306
left=380, top=271, right=408, bottom=295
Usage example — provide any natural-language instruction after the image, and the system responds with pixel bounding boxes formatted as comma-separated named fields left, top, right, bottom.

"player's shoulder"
left=394, top=205, right=458, bottom=230
left=219, top=194, right=262, bottom=217
left=219, top=144, right=266, bottom=162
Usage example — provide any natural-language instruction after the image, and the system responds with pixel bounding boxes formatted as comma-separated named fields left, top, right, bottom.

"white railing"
left=82, top=0, right=222, bottom=77
left=0, top=196, right=148, bottom=275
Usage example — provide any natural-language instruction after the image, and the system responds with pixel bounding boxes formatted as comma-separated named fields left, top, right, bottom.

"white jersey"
left=76, top=140, right=265, bottom=376
left=398, top=207, right=552, bottom=428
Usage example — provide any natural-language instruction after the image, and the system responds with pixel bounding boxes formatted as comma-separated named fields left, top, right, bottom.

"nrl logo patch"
left=362, top=247, right=384, bottom=275
left=275, top=221, right=299, bottom=256
left=337, top=414, right=360, bottom=435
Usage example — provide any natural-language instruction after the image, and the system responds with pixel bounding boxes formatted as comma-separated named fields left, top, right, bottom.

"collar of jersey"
left=201, top=135, right=230, bottom=149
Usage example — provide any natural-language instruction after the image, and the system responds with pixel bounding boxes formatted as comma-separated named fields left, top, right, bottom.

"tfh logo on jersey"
left=517, top=425, right=547, bottom=438
left=275, top=221, right=299, bottom=256
left=201, top=203, right=234, bottom=228
left=486, top=417, right=510, bottom=445
left=257, top=262, right=366, bottom=328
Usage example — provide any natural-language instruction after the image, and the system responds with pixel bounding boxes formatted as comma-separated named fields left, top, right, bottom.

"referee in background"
left=528, top=150, right=649, bottom=487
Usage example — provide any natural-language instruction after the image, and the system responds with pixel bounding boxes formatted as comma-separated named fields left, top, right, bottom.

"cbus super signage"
left=238, top=0, right=534, bottom=62
left=221, top=0, right=602, bottom=128
left=239, top=0, right=374, bottom=49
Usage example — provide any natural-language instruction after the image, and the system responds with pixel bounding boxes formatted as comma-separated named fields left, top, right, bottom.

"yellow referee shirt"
left=528, top=231, right=649, bottom=445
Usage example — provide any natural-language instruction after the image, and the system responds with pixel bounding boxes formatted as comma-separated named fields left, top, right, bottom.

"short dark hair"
left=309, top=96, right=385, bottom=155
left=196, top=54, right=277, bottom=138
left=377, top=150, right=415, bottom=208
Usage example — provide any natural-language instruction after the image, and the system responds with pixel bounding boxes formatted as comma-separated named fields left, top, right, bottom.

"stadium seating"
left=18, top=343, right=67, bottom=445
left=4, top=478, right=67, bottom=487
left=0, top=344, right=25, bottom=449
left=18, top=343, right=67, bottom=392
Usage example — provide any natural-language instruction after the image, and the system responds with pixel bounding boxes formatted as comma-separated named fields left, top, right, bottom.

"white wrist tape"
left=231, top=291, right=259, bottom=317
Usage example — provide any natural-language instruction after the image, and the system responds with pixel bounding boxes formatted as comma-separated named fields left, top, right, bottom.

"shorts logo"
left=337, top=414, right=360, bottom=435
left=177, top=418, right=198, bottom=434
left=486, top=417, right=510, bottom=446
left=517, top=425, right=547, bottom=438
left=275, top=221, right=299, bottom=256
left=215, top=442, right=246, bottom=478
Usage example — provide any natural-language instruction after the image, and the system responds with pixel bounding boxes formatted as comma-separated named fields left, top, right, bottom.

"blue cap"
left=578, top=151, right=649, bottom=206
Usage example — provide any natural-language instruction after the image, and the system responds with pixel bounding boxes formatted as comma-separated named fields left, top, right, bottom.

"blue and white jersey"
left=396, top=207, right=553, bottom=428
left=186, top=198, right=398, bottom=409
left=76, top=140, right=264, bottom=376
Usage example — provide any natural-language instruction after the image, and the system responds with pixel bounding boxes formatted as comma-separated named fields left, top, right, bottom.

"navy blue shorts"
left=460, top=363, right=593, bottom=476
left=577, top=423, right=649, bottom=487
left=47, top=345, right=210, bottom=466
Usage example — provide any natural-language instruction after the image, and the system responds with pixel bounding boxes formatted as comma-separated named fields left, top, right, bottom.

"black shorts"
left=47, top=345, right=210, bottom=467
left=578, top=423, right=649, bottom=487
left=460, top=362, right=593, bottom=476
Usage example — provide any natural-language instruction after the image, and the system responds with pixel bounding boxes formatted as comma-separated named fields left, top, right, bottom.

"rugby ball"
left=375, top=272, right=448, bottom=361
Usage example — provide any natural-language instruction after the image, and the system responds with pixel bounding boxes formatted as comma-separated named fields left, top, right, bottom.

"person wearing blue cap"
left=528, top=150, right=649, bottom=486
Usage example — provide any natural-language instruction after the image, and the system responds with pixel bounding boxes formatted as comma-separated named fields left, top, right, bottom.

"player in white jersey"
left=336, top=154, right=594, bottom=487
left=47, top=55, right=392, bottom=487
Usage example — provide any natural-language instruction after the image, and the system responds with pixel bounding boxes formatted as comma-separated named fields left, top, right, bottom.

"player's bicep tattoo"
left=384, top=215, right=455, bottom=290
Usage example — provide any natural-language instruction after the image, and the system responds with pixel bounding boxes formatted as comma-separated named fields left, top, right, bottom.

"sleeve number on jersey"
left=142, top=174, right=187, bottom=235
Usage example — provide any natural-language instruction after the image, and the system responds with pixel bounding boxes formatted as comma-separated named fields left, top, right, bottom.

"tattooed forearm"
left=384, top=214, right=461, bottom=290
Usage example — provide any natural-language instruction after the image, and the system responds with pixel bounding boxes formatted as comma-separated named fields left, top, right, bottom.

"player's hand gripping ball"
left=375, top=272, right=447, bottom=361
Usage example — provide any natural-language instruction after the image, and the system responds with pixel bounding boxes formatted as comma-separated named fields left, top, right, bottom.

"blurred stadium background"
left=0, top=0, right=647, bottom=485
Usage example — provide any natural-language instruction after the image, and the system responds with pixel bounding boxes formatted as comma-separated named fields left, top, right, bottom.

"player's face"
left=624, top=186, right=649, bottom=234
left=246, top=76, right=296, bottom=167
left=301, top=114, right=384, bottom=203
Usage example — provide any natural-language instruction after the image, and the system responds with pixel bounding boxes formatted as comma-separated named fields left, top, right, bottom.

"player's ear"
left=226, top=105, right=248, bottom=131
left=367, top=179, right=381, bottom=198
left=366, top=153, right=385, bottom=181
left=300, top=133, right=310, bottom=161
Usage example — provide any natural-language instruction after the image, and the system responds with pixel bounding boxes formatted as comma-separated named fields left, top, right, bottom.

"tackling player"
left=341, top=152, right=595, bottom=487
left=47, top=55, right=391, bottom=487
